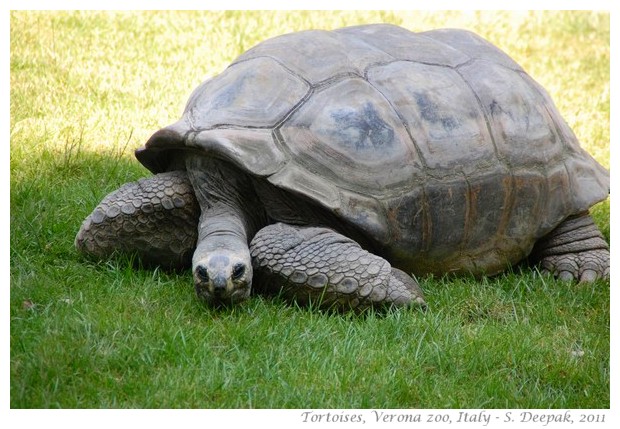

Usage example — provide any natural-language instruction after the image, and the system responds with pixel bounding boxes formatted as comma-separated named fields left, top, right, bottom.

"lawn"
left=10, top=11, right=610, bottom=409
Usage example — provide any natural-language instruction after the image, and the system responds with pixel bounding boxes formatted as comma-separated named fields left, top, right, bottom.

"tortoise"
left=75, top=24, right=610, bottom=311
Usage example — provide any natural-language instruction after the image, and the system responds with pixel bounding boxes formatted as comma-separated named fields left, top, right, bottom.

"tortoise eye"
left=195, top=265, right=209, bottom=282
left=232, top=263, right=246, bottom=280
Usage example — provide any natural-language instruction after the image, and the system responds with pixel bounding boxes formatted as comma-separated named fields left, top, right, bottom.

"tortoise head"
left=193, top=247, right=253, bottom=307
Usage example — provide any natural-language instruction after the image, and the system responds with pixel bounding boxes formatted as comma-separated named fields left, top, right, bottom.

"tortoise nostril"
left=231, top=263, right=246, bottom=280
left=195, top=265, right=209, bottom=282
left=212, top=275, right=227, bottom=293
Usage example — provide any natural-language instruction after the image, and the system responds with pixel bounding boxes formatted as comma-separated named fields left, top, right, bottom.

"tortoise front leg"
left=75, top=171, right=199, bottom=269
left=531, top=211, right=609, bottom=282
left=249, top=223, right=426, bottom=311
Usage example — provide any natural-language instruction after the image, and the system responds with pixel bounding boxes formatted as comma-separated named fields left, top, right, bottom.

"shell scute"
left=367, top=61, right=496, bottom=176
left=279, top=78, right=421, bottom=194
left=188, top=57, right=309, bottom=129
left=458, top=60, right=565, bottom=167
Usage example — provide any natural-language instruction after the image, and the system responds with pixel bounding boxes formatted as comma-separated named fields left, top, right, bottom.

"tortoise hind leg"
left=531, top=211, right=609, bottom=282
left=75, top=171, right=199, bottom=270
left=249, top=222, right=426, bottom=311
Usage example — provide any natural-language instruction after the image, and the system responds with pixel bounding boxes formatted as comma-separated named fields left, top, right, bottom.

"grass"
left=10, top=11, right=610, bottom=409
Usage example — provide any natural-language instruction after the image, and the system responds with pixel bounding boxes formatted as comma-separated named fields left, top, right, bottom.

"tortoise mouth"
left=194, top=282, right=251, bottom=307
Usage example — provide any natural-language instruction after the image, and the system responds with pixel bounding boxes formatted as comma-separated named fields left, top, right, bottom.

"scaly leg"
left=75, top=171, right=198, bottom=269
left=250, top=222, right=426, bottom=311
left=531, top=211, right=609, bottom=282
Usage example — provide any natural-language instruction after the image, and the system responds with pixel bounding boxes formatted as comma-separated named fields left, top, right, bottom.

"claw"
left=558, top=270, right=575, bottom=282
left=413, top=296, right=428, bottom=312
left=579, top=269, right=598, bottom=283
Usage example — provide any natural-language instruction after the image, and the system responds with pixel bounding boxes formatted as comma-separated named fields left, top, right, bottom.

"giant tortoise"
left=76, top=24, right=610, bottom=310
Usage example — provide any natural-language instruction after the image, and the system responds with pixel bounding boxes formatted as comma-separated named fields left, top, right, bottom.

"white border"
left=4, top=0, right=617, bottom=11
left=4, top=1, right=617, bottom=426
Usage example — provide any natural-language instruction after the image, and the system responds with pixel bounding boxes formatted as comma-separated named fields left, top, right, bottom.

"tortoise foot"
left=532, top=212, right=609, bottom=282
left=539, top=250, right=609, bottom=282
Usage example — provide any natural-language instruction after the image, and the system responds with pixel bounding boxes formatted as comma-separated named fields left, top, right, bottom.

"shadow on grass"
left=11, top=146, right=149, bottom=259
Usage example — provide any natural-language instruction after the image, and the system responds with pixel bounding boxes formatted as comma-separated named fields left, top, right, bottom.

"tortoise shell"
left=136, top=24, right=609, bottom=276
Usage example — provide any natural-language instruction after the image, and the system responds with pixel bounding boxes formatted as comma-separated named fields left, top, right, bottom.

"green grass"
left=10, top=11, right=610, bottom=409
